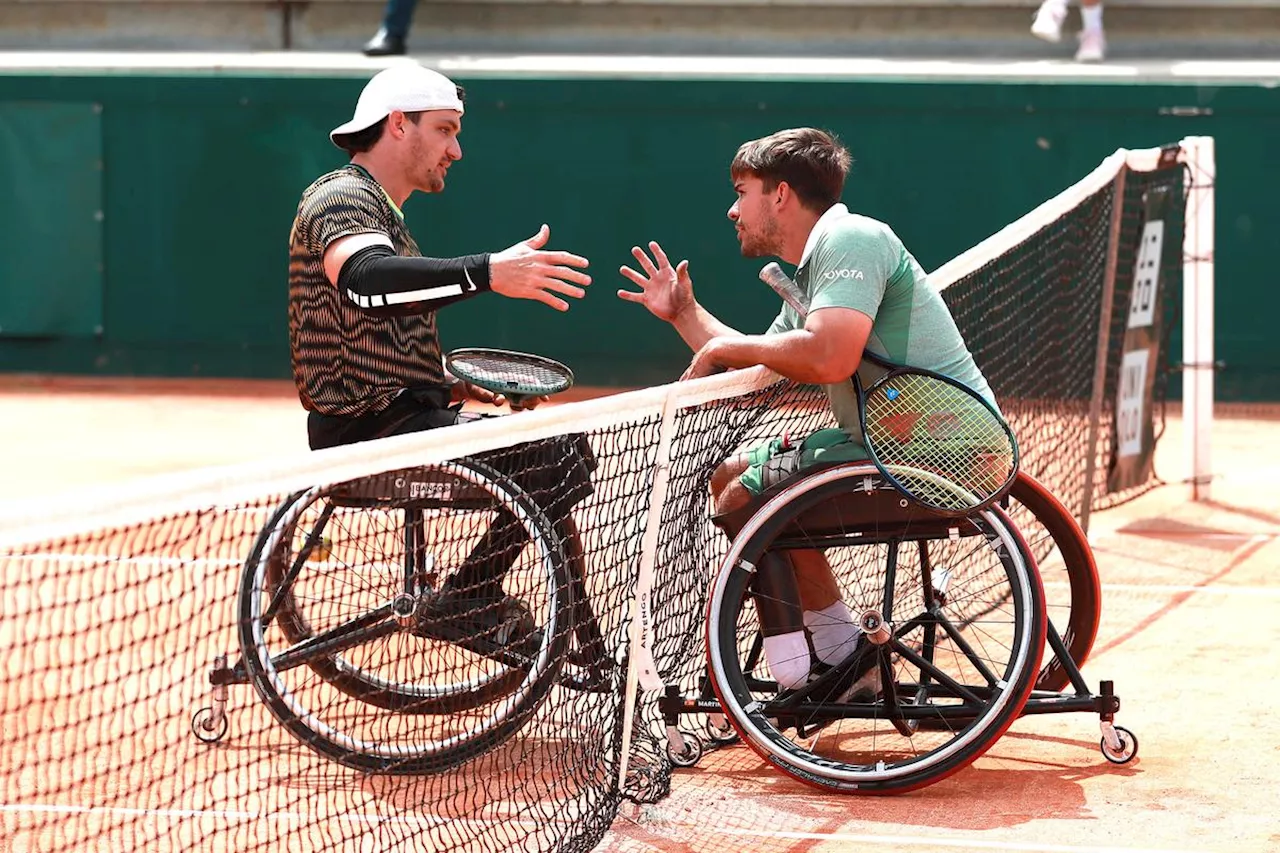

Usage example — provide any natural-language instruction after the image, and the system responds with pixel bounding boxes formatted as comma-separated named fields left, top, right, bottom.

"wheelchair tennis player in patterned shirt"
left=288, top=63, right=596, bottom=663
left=619, top=127, right=999, bottom=702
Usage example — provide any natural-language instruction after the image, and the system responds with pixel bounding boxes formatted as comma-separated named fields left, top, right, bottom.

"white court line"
left=1043, top=581, right=1280, bottom=597
left=9, top=553, right=241, bottom=569
left=19, top=560, right=1279, bottom=595
left=1090, top=531, right=1277, bottom=542
left=0, top=802, right=550, bottom=830
left=1, top=803, right=1206, bottom=853
left=712, top=826, right=1206, bottom=853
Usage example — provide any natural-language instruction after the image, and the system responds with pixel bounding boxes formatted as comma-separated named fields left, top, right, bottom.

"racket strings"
left=449, top=352, right=572, bottom=395
left=863, top=373, right=1015, bottom=511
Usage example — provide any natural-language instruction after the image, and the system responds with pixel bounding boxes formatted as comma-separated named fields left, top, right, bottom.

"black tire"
left=191, top=707, right=228, bottom=744
left=1005, top=472, right=1101, bottom=692
left=706, top=463, right=1045, bottom=794
left=1101, top=725, right=1138, bottom=764
left=553, top=516, right=613, bottom=692
left=238, top=458, right=572, bottom=773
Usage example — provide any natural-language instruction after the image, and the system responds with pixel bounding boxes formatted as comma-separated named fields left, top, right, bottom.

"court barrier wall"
left=0, top=64, right=1275, bottom=399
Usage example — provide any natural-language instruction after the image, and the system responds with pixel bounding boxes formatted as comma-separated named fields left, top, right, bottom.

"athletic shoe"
left=1075, top=28, right=1107, bottom=62
left=771, top=640, right=883, bottom=735
left=1031, top=0, right=1068, bottom=43
left=362, top=29, right=407, bottom=57
left=809, top=650, right=883, bottom=705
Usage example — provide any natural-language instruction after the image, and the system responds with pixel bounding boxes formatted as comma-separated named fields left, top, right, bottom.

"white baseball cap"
left=329, top=64, right=465, bottom=146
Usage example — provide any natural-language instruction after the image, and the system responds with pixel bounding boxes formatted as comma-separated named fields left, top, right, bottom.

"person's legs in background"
left=362, top=0, right=419, bottom=56
left=1031, top=0, right=1107, bottom=63
left=1075, top=0, right=1107, bottom=62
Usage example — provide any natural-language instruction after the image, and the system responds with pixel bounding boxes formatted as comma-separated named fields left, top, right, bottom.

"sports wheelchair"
left=192, top=438, right=612, bottom=773
left=192, top=447, right=1135, bottom=792
left=654, top=461, right=1134, bottom=793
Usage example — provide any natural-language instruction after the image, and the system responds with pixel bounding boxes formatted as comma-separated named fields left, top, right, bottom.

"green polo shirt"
left=766, top=203, right=997, bottom=432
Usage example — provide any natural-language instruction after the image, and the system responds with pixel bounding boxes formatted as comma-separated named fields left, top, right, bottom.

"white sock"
left=1081, top=4, right=1104, bottom=32
left=763, top=631, right=812, bottom=690
left=803, top=601, right=861, bottom=666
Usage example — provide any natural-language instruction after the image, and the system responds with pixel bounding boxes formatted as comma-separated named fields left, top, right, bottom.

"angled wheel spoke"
left=889, top=634, right=985, bottom=707
left=269, top=602, right=396, bottom=673
left=932, top=611, right=1002, bottom=687
left=264, top=503, right=336, bottom=625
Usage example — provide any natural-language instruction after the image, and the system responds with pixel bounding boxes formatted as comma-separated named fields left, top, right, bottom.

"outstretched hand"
left=489, top=224, right=592, bottom=312
left=618, top=241, right=695, bottom=324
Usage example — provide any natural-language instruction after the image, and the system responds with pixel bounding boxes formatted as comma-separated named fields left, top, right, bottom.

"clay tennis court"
left=1, top=375, right=1278, bottom=853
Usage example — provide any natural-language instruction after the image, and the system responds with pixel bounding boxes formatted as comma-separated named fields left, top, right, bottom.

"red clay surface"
left=1, top=375, right=1277, bottom=853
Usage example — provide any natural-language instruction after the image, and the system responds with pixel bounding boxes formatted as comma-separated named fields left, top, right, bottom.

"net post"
left=1080, top=163, right=1129, bottom=534
left=1181, top=135, right=1215, bottom=501
left=616, top=388, right=680, bottom=790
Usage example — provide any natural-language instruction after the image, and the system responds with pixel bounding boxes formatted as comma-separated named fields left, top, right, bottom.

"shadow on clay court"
left=1202, top=499, right=1280, bottom=529
left=657, top=741, right=1126, bottom=833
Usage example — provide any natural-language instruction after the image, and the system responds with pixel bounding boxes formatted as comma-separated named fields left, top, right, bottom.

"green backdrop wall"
left=0, top=69, right=1274, bottom=398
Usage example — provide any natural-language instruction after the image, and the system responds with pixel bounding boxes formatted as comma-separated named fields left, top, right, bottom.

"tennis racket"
left=758, top=262, right=1018, bottom=515
left=445, top=347, right=575, bottom=408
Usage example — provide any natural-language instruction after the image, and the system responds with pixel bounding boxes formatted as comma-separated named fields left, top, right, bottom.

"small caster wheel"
left=667, top=732, right=704, bottom=767
left=1101, top=725, right=1138, bottom=764
left=192, top=707, right=228, bottom=744
left=705, top=715, right=738, bottom=745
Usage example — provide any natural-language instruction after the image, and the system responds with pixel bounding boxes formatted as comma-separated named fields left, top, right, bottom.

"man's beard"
left=410, top=137, right=446, bottom=193
left=739, top=217, right=781, bottom=258
left=739, top=235, right=768, bottom=258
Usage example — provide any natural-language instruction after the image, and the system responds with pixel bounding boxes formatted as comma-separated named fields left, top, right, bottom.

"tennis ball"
left=308, top=537, right=334, bottom=561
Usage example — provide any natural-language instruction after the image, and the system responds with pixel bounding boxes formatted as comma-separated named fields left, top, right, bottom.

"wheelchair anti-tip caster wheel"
left=1100, top=724, right=1138, bottom=764
left=191, top=706, right=229, bottom=744
left=705, top=714, right=738, bottom=745
left=666, top=732, right=704, bottom=767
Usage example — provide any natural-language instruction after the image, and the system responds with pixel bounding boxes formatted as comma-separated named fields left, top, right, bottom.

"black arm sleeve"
left=336, top=244, right=492, bottom=317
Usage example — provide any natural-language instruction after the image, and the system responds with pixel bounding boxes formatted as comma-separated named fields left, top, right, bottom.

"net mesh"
left=0, top=146, right=1192, bottom=853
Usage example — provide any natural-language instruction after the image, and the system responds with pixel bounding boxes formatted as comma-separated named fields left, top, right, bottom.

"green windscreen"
left=0, top=101, right=104, bottom=337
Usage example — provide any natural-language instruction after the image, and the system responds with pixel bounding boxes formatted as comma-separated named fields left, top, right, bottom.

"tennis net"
left=0, top=138, right=1207, bottom=853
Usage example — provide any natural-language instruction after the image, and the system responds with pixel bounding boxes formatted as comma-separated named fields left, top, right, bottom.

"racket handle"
left=759, top=263, right=809, bottom=319
left=506, top=392, right=534, bottom=411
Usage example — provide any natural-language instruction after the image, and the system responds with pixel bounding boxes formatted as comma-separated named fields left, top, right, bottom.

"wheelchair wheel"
left=247, top=484, right=536, bottom=715
left=706, top=463, right=1045, bottom=794
left=552, top=516, right=613, bottom=692
left=1005, top=472, right=1101, bottom=692
left=238, top=458, right=572, bottom=773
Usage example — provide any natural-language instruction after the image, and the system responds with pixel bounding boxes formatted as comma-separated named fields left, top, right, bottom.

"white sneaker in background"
left=1075, top=28, right=1107, bottom=62
left=1031, top=0, right=1068, bottom=43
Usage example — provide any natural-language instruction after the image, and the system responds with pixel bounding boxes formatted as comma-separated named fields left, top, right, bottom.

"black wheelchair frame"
left=193, top=457, right=1136, bottom=789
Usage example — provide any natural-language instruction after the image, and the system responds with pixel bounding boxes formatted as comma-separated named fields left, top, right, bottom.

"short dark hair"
left=730, top=128, right=852, bottom=213
left=333, top=85, right=468, bottom=157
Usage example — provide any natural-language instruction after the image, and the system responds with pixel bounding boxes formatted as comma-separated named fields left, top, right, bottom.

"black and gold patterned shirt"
left=288, top=165, right=448, bottom=418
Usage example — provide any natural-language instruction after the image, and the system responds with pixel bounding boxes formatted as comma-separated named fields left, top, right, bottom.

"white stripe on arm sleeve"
left=337, top=245, right=491, bottom=317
